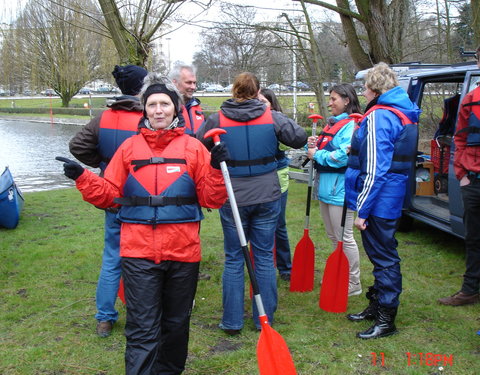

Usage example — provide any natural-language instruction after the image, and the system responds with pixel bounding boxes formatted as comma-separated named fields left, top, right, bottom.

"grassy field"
left=1, top=182, right=479, bottom=374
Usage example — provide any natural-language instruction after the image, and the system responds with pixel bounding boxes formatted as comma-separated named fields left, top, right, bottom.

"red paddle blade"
left=290, top=229, right=315, bottom=292
left=319, top=242, right=349, bottom=313
left=118, top=277, right=126, bottom=305
left=257, top=316, right=297, bottom=375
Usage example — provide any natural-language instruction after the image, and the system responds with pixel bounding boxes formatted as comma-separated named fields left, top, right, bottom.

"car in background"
left=224, top=83, right=233, bottom=92
left=78, top=87, right=91, bottom=95
left=41, top=89, right=56, bottom=96
left=266, top=83, right=288, bottom=92
left=205, top=84, right=225, bottom=93
left=95, top=86, right=120, bottom=94
left=289, top=81, right=311, bottom=91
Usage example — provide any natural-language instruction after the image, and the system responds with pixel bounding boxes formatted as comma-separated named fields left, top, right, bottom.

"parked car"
left=355, top=61, right=480, bottom=239
left=267, top=83, right=288, bottom=92
left=205, top=84, right=225, bottom=92
left=41, top=89, right=56, bottom=96
left=95, top=86, right=116, bottom=94
left=289, top=81, right=311, bottom=91
left=78, top=87, right=91, bottom=95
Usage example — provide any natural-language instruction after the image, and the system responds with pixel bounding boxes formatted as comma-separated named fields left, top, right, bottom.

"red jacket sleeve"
left=185, top=137, right=227, bottom=209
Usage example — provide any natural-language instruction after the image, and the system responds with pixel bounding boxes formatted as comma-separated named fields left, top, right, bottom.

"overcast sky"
left=0, top=0, right=334, bottom=65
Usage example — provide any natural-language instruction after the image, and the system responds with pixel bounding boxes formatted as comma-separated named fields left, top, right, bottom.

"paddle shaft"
left=303, top=118, right=318, bottom=229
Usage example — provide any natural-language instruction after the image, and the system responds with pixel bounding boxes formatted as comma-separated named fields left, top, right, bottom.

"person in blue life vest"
left=438, top=46, right=480, bottom=314
left=169, top=63, right=204, bottom=136
left=59, top=73, right=229, bottom=374
left=69, top=64, right=147, bottom=338
left=197, top=72, right=307, bottom=335
left=345, top=62, right=421, bottom=339
left=258, top=88, right=292, bottom=282
left=306, top=83, right=362, bottom=297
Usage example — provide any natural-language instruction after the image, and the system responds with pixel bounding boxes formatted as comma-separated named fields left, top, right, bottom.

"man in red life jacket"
left=69, top=64, right=147, bottom=337
left=169, top=64, right=205, bottom=136
left=438, top=46, right=480, bottom=307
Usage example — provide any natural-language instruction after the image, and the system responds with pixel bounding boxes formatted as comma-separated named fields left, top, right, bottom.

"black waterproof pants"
left=460, top=179, right=480, bottom=294
left=122, top=258, right=199, bottom=375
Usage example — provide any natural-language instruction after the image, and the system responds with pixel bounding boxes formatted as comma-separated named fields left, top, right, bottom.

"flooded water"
left=0, top=118, right=87, bottom=192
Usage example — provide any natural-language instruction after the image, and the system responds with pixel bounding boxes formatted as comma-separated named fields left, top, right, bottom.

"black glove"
left=55, top=156, right=84, bottom=180
left=210, top=142, right=230, bottom=170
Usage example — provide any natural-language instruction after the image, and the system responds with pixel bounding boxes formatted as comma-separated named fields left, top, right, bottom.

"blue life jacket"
left=218, top=108, right=278, bottom=177
left=115, top=134, right=203, bottom=225
left=348, top=105, right=418, bottom=175
left=97, top=109, right=142, bottom=171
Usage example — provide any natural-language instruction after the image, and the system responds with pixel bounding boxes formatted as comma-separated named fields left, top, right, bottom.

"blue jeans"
left=95, top=210, right=121, bottom=323
left=219, top=199, right=281, bottom=330
left=275, top=190, right=292, bottom=275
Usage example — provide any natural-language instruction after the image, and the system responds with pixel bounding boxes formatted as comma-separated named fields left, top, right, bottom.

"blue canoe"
left=0, top=166, right=25, bottom=229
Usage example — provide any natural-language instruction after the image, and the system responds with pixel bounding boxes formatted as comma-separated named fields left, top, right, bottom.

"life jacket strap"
left=131, top=157, right=187, bottom=171
left=115, top=195, right=197, bottom=207
left=227, top=155, right=276, bottom=167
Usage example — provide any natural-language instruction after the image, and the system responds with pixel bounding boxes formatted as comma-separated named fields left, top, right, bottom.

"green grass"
left=1, top=183, right=479, bottom=374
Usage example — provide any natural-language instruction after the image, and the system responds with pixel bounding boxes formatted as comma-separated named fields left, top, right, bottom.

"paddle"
left=290, top=114, right=323, bottom=292
left=319, top=200, right=350, bottom=313
left=204, top=128, right=297, bottom=375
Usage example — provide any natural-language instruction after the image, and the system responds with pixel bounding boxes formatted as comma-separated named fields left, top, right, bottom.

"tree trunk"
left=472, top=0, right=480, bottom=46
left=335, top=0, right=372, bottom=69
left=97, top=0, right=146, bottom=66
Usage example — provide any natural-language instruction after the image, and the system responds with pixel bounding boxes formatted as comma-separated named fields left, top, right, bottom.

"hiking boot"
left=96, top=321, right=113, bottom=338
left=280, top=273, right=291, bottom=282
left=437, top=291, right=479, bottom=306
left=357, top=306, right=398, bottom=339
left=348, top=282, right=362, bottom=297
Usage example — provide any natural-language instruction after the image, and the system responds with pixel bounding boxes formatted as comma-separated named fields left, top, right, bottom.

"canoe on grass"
left=0, top=166, right=24, bottom=229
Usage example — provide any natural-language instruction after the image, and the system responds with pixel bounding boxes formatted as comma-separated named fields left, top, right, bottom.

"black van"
left=356, top=61, right=480, bottom=239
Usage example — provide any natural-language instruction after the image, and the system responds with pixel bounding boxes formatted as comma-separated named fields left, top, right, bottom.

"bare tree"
left=7, top=0, right=105, bottom=106
left=97, top=0, right=213, bottom=66
left=296, top=0, right=411, bottom=69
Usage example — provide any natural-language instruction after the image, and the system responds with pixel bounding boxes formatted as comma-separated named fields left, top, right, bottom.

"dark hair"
left=329, top=83, right=362, bottom=114
left=232, top=72, right=260, bottom=102
left=260, top=88, right=283, bottom=112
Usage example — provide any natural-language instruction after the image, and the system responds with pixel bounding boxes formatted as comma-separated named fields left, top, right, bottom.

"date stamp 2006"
left=371, top=352, right=454, bottom=367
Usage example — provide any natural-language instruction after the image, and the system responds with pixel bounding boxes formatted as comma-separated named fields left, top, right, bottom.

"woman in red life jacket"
left=57, top=73, right=228, bottom=375
left=306, top=83, right=363, bottom=297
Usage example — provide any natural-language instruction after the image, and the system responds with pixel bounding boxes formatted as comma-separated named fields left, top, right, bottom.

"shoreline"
left=0, top=114, right=88, bottom=126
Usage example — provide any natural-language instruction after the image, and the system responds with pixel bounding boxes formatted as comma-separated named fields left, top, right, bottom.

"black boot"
left=357, top=306, right=398, bottom=339
left=347, top=286, right=377, bottom=322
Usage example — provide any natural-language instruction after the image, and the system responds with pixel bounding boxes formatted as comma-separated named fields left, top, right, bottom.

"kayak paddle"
left=290, top=114, right=323, bottom=292
left=319, top=201, right=350, bottom=313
